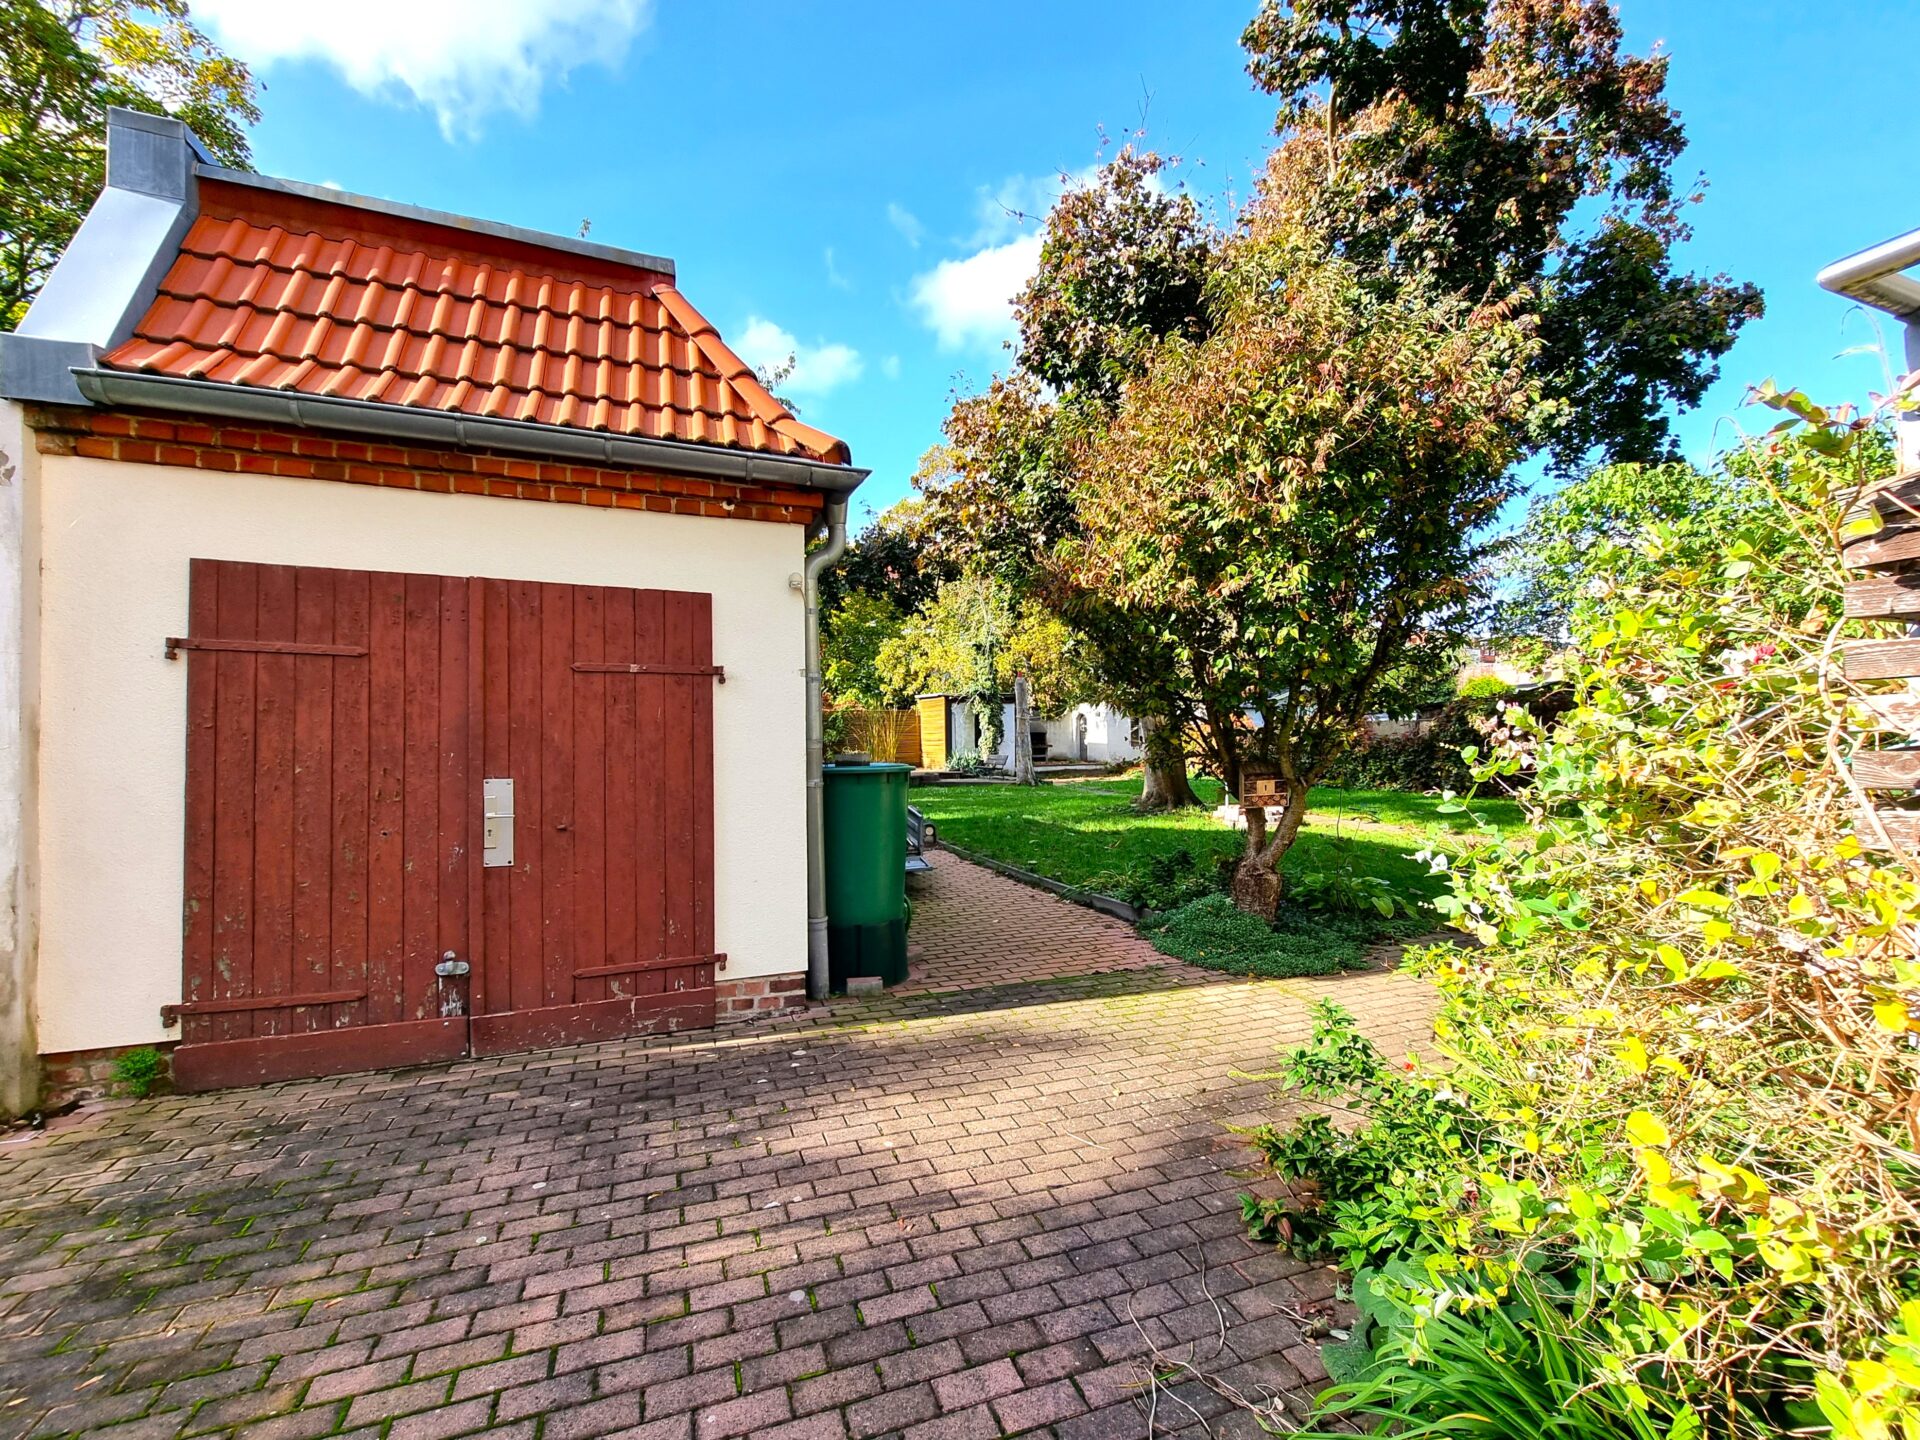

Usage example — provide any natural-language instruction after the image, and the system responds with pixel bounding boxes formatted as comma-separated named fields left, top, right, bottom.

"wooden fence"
left=832, top=706, right=924, bottom=767
left=1842, top=466, right=1920, bottom=848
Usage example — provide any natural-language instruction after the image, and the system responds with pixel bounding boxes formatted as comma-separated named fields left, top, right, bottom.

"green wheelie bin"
left=822, top=757, right=912, bottom=989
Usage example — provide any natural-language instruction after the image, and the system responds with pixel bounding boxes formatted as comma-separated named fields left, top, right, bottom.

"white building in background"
left=928, top=694, right=1142, bottom=769
left=1043, top=703, right=1142, bottom=764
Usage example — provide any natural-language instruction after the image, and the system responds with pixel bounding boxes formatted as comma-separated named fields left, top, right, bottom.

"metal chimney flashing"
left=0, top=109, right=201, bottom=407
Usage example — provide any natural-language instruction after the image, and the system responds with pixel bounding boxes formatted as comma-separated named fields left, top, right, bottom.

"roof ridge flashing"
left=198, top=166, right=677, bottom=281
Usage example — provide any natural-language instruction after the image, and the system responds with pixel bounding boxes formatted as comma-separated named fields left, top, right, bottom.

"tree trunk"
left=1230, top=781, right=1310, bottom=921
left=1011, top=675, right=1036, bottom=785
left=1230, top=853, right=1284, bottom=919
left=1135, top=715, right=1200, bottom=811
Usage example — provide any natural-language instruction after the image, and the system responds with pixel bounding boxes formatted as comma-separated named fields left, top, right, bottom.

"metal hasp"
left=1818, top=228, right=1920, bottom=473
left=483, top=778, right=515, bottom=868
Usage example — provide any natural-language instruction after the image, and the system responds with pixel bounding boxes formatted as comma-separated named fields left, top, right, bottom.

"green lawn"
left=912, top=775, right=1520, bottom=908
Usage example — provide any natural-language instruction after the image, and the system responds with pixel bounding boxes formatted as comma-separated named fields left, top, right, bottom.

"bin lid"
left=823, top=760, right=913, bottom=775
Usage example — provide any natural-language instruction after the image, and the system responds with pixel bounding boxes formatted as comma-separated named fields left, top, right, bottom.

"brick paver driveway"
left=1, top=865, right=1437, bottom=1440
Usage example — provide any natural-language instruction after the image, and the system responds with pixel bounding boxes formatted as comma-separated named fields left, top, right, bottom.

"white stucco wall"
left=31, top=451, right=808, bottom=1054
left=0, top=403, right=40, bottom=1111
left=1041, top=704, right=1141, bottom=764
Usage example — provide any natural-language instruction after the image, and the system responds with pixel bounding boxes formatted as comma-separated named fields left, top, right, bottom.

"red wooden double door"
left=170, top=559, right=720, bottom=1092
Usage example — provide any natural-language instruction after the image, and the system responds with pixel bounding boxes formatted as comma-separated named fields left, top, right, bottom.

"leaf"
left=1676, top=889, right=1730, bottom=911
left=1626, top=1111, right=1670, bottom=1147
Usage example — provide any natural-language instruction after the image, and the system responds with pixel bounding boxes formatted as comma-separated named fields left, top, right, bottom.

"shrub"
left=1311, top=1268, right=1696, bottom=1439
left=1111, top=846, right=1228, bottom=912
left=1242, top=407, right=1920, bottom=1435
left=1456, top=673, right=1516, bottom=700
left=1321, top=689, right=1572, bottom=794
left=1142, top=894, right=1420, bottom=978
left=1144, top=894, right=1342, bottom=976
left=111, top=1046, right=164, bottom=1099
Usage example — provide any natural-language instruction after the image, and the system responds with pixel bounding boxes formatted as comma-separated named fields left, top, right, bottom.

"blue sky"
left=197, top=0, right=1920, bottom=523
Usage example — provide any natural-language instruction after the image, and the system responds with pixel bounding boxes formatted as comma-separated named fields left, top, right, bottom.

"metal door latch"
left=483, top=778, right=515, bottom=867
left=435, top=953, right=471, bottom=978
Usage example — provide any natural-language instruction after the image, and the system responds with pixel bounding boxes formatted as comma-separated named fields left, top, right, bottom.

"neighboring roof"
left=99, top=177, right=849, bottom=466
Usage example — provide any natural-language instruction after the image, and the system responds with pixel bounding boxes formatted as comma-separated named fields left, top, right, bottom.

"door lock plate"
left=483, top=778, right=514, bottom=867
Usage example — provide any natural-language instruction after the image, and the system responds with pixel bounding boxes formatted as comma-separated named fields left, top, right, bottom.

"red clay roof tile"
left=102, top=179, right=851, bottom=466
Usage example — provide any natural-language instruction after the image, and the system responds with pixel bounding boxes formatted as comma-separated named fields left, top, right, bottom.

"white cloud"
left=909, top=232, right=1043, bottom=352
left=902, top=166, right=1111, bottom=352
left=734, top=316, right=864, bottom=396
left=194, top=0, right=652, bottom=140
left=824, top=247, right=852, bottom=292
left=886, top=202, right=925, bottom=249
left=881, top=355, right=901, bottom=380
left=968, top=165, right=1100, bottom=244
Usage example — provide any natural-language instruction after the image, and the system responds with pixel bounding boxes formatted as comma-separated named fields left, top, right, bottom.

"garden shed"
left=0, top=110, right=865, bottom=1106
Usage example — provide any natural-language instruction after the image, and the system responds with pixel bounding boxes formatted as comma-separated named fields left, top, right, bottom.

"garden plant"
left=1243, top=398, right=1920, bottom=1437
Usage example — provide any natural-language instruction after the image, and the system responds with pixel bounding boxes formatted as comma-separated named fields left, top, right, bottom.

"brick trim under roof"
left=100, top=178, right=851, bottom=467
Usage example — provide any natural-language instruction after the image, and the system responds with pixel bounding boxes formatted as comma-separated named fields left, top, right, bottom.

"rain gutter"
left=71, top=369, right=869, bottom=495
left=1818, top=227, right=1920, bottom=472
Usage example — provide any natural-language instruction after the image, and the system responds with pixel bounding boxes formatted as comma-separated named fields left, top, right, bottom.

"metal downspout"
left=803, top=500, right=849, bottom=1000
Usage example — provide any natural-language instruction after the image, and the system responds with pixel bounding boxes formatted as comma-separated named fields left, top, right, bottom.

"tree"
left=1057, top=225, right=1544, bottom=916
left=1, top=0, right=258, bottom=329
left=1496, top=425, right=1899, bottom=643
left=818, top=497, right=955, bottom=620
left=875, top=574, right=1095, bottom=763
left=1242, top=0, right=1763, bottom=475
left=820, top=590, right=909, bottom=710
left=918, top=151, right=1218, bottom=808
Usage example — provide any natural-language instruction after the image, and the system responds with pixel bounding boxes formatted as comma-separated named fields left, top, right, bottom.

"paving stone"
left=0, top=856, right=1439, bottom=1440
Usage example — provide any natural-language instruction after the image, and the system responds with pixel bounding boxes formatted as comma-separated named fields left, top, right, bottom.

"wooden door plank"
left=402, top=574, right=443, bottom=1023
left=691, top=592, right=715, bottom=960
left=1844, top=639, right=1920, bottom=681
left=465, top=577, right=488, bottom=1019
left=507, top=580, right=545, bottom=1011
left=173, top=1017, right=467, bottom=1092
left=251, top=564, right=299, bottom=1038
left=1856, top=692, right=1920, bottom=735
left=180, top=560, right=220, bottom=1045
left=290, top=566, right=335, bottom=1033
left=1843, top=525, right=1920, bottom=570
left=467, top=989, right=714, bottom=1057
left=1845, top=574, right=1920, bottom=622
left=660, top=592, right=694, bottom=960
left=480, top=578, right=513, bottom=1016
left=571, top=585, right=608, bottom=1004
left=437, top=574, right=470, bottom=1019
left=638, top=589, right=671, bottom=972
left=603, top=588, right=639, bottom=997
left=540, top=583, right=575, bottom=1011
left=1851, top=749, right=1920, bottom=789
left=331, top=570, right=372, bottom=1033
left=365, top=569, right=407, bottom=1027
left=211, top=561, right=258, bottom=1043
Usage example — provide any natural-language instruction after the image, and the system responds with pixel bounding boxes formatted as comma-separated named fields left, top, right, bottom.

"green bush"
left=1141, top=894, right=1421, bottom=978
left=1243, top=412, right=1920, bottom=1435
left=1110, top=846, right=1228, bottom=912
left=1321, top=690, right=1569, bottom=794
left=1456, top=674, right=1516, bottom=700
left=111, top=1046, right=165, bottom=1099
left=1309, top=1268, right=1697, bottom=1439
left=1143, top=894, right=1344, bottom=976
